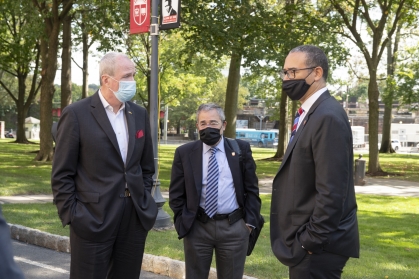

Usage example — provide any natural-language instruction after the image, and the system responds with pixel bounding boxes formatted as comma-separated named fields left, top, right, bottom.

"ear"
left=314, top=67, right=324, bottom=81
left=101, top=75, right=109, bottom=86
left=222, top=121, right=227, bottom=131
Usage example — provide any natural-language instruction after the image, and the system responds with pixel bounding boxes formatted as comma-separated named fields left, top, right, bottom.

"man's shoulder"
left=227, top=138, right=249, bottom=148
left=64, top=94, right=94, bottom=112
left=177, top=141, right=200, bottom=152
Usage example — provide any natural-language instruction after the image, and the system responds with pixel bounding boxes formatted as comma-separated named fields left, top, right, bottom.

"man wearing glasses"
left=169, top=103, right=261, bottom=279
left=270, top=45, right=359, bottom=279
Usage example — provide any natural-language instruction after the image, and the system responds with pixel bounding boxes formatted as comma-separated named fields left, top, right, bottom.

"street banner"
left=130, top=0, right=150, bottom=34
left=160, top=0, right=181, bottom=30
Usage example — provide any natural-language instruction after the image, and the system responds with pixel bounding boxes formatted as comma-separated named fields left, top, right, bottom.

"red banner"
left=130, top=0, right=150, bottom=34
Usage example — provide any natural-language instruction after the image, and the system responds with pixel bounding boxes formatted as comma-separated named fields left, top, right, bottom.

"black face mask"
left=199, top=127, right=222, bottom=146
left=282, top=79, right=314, bottom=101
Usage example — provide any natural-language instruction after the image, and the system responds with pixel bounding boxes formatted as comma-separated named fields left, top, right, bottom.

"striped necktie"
left=205, top=147, right=219, bottom=218
left=289, top=107, right=304, bottom=144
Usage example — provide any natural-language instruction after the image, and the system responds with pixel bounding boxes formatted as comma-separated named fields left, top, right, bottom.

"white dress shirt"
left=200, top=137, right=239, bottom=214
left=297, top=87, right=328, bottom=131
left=98, top=90, right=129, bottom=165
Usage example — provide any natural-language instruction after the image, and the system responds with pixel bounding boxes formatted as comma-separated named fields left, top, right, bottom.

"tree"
left=181, top=0, right=291, bottom=138
left=32, top=0, right=73, bottom=161
left=0, top=0, right=42, bottom=143
left=61, top=0, right=72, bottom=110
left=71, top=0, right=130, bottom=99
left=327, top=0, right=414, bottom=174
left=127, top=31, right=225, bottom=114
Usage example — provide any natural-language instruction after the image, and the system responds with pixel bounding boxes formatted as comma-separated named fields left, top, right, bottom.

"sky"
left=54, top=48, right=101, bottom=86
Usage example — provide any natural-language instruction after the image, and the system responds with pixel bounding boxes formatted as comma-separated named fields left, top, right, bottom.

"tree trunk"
left=34, top=0, right=73, bottom=161
left=61, top=4, right=72, bottom=109
left=367, top=73, right=382, bottom=173
left=82, top=31, right=89, bottom=99
left=380, top=26, right=401, bottom=154
left=9, top=44, right=41, bottom=144
left=380, top=101, right=393, bottom=153
left=274, top=90, right=288, bottom=158
left=35, top=38, right=55, bottom=161
left=224, top=51, right=242, bottom=138
left=15, top=74, right=30, bottom=143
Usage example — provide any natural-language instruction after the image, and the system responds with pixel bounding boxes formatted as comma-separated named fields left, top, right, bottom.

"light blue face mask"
left=107, top=76, right=136, bottom=102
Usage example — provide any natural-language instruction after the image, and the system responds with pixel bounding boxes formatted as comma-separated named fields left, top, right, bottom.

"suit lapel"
left=90, top=91, right=122, bottom=161
left=224, top=140, right=241, bottom=191
left=125, top=102, right=136, bottom=166
left=189, top=141, right=203, bottom=197
left=277, top=91, right=332, bottom=174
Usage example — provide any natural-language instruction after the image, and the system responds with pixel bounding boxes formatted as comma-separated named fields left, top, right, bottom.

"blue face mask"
left=107, top=76, right=136, bottom=102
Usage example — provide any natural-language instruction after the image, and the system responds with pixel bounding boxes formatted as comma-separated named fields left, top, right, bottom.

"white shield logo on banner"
left=133, top=0, right=147, bottom=26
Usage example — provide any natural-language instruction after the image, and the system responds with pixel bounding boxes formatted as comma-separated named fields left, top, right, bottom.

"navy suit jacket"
left=51, top=92, right=157, bottom=241
left=270, top=91, right=360, bottom=267
left=169, top=138, right=261, bottom=239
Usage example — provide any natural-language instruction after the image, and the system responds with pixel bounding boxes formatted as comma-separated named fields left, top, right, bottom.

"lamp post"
left=149, top=0, right=171, bottom=228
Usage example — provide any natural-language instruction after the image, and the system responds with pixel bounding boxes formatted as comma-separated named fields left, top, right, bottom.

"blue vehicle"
left=235, top=129, right=278, bottom=148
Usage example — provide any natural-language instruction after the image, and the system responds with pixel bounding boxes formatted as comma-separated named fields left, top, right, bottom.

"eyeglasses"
left=279, top=67, right=317, bottom=80
left=198, top=121, right=222, bottom=128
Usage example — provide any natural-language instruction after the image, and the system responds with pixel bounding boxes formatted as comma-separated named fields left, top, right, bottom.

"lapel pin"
left=303, top=120, right=307, bottom=125
left=232, top=152, right=236, bottom=156
left=128, top=111, right=132, bottom=114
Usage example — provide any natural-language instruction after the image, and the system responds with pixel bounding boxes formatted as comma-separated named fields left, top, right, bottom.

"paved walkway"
left=2, top=177, right=419, bottom=205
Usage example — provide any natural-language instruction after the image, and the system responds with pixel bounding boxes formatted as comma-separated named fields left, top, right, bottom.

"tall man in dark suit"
left=169, top=103, right=261, bottom=279
left=51, top=52, right=157, bottom=279
left=270, top=45, right=359, bottom=279
left=0, top=207, right=25, bottom=279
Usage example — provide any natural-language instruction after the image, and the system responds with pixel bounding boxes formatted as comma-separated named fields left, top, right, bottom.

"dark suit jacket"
left=169, top=138, right=261, bottom=239
left=0, top=207, right=25, bottom=279
left=270, top=91, right=359, bottom=267
left=51, top=92, right=157, bottom=242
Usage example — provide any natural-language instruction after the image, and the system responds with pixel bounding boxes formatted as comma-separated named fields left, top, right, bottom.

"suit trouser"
left=289, top=250, right=349, bottom=279
left=69, top=197, right=148, bottom=279
left=183, top=218, right=249, bottom=279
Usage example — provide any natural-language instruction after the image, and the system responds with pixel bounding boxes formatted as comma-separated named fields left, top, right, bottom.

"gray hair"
left=99, top=52, right=132, bottom=85
left=196, top=103, right=225, bottom=122
left=289, top=45, right=329, bottom=81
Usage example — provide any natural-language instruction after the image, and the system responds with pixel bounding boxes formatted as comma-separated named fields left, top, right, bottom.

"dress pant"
left=289, top=250, right=349, bottom=279
left=69, top=197, right=148, bottom=279
left=183, top=218, right=249, bottom=279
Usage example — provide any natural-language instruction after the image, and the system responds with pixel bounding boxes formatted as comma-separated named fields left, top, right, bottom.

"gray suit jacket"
left=270, top=91, right=359, bottom=267
left=169, top=138, right=261, bottom=239
left=51, top=92, right=157, bottom=241
left=0, top=207, right=25, bottom=279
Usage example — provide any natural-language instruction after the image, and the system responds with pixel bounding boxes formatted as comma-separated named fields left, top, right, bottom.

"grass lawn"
left=3, top=140, right=418, bottom=195
left=2, top=194, right=419, bottom=279
left=2, top=139, right=419, bottom=278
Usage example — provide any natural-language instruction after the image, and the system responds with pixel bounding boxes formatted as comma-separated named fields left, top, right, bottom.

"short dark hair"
left=290, top=45, right=329, bottom=81
left=196, top=103, right=225, bottom=122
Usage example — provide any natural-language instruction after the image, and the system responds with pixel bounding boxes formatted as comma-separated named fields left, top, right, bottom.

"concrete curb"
left=8, top=223, right=258, bottom=279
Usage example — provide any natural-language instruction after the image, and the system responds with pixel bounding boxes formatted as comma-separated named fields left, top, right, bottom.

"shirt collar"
left=301, top=87, right=327, bottom=114
left=98, top=89, right=125, bottom=113
left=203, top=136, right=225, bottom=154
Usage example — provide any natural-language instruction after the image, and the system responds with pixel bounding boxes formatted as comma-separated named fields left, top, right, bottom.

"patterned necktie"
left=205, top=147, right=219, bottom=218
left=289, top=107, right=304, bottom=144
